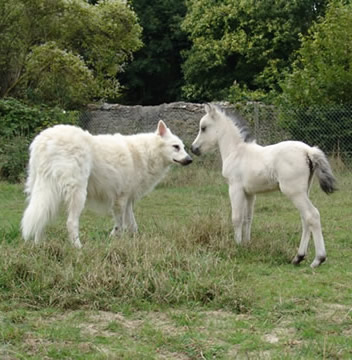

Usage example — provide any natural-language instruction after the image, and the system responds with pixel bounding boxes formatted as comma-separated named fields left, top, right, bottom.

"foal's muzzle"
left=191, top=145, right=201, bottom=156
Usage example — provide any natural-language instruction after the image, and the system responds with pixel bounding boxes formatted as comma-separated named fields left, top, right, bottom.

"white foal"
left=191, top=104, right=336, bottom=268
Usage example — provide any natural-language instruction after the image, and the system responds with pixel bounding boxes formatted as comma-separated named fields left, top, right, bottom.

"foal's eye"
left=201, top=126, right=206, bottom=132
left=173, top=145, right=180, bottom=151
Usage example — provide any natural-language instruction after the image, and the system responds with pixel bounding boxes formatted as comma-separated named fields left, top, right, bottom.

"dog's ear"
left=156, top=120, right=169, bottom=137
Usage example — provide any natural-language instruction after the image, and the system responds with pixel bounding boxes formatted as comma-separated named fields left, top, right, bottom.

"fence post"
left=253, top=102, right=259, bottom=140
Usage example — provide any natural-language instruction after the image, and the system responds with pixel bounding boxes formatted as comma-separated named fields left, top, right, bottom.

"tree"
left=181, top=0, right=328, bottom=102
left=119, top=0, right=190, bottom=105
left=279, top=0, right=352, bottom=106
left=24, top=42, right=95, bottom=109
left=0, top=0, right=142, bottom=109
left=278, top=1, right=352, bottom=156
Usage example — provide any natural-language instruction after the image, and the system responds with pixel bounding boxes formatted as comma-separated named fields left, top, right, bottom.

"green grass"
left=0, top=162, right=352, bottom=359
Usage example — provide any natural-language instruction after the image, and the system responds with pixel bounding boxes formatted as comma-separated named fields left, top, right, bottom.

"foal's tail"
left=309, top=147, right=337, bottom=194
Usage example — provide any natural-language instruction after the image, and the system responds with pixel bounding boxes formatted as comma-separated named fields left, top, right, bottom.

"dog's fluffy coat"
left=21, top=121, right=192, bottom=247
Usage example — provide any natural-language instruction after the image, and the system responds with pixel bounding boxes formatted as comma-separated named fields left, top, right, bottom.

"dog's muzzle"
left=174, top=155, right=193, bottom=166
left=191, top=145, right=201, bottom=156
left=181, top=155, right=193, bottom=166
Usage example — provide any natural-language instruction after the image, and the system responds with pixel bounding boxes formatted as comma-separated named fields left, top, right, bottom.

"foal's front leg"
left=229, top=184, right=246, bottom=244
left=243, top=194, right=255, bottom=243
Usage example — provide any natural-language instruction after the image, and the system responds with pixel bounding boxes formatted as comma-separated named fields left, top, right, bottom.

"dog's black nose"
left=182, top=156, right=193, bottom=166
left=191, top=145, right=201, bottom=156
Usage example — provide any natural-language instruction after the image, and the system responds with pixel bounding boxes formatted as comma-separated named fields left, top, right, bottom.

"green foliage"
left=63, top=0, right=142, bottom=102
left=0, top=136, right=29, bottom=183
left=119, top=0, right=190, bottom=105
left=181, top=0, right=328, bottom=102
left=24, top=42, right=95, bottom=109
left=279, top=0, right=352, bottom=106
left=0, top=98, right=78, bottom=138
left=277, top=1, right=352, bottom=156
left=0, top=98, right=79, bottom=182
left=0, top=0, right=142, bottom=109
left=0, top=0, right=28, bottom=97
left=227, top=82, right=269, bottom=103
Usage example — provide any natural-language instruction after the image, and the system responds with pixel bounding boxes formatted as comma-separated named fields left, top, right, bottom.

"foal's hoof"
left=310, top=256, right=326, bottom=268
left=73, top=240, right=83, bottom=249
left=292, top=254, right=305, bottom=266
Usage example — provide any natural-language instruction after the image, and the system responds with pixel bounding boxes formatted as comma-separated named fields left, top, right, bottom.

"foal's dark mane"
left=216, top=105, right=255, bottom=143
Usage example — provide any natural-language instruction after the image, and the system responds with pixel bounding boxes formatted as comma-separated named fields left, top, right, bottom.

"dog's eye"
left=201, top=126, right=206, bottom=132
left=173, top=145, right=180, bottom=151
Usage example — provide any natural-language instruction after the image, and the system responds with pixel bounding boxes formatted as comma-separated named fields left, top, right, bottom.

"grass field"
left=0, top=160, right=351, bottom=359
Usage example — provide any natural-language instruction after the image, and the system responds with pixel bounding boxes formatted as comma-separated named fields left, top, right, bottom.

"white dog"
left=21, top=121, right=192, bottom=248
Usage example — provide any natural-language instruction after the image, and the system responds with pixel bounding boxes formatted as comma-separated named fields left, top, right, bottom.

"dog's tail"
left=21, top=155, right=60, bottom=242
left=309, top=147, right=337, bottom=194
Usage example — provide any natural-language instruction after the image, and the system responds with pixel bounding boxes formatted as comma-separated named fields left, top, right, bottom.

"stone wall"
left=81, top=101, right=286, bottom=146
left=81, top=102, right=234, bottom=145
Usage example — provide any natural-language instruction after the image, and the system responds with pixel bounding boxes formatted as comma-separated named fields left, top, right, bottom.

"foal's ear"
left=156, top=120, right=169, bottom=137
left=204, top=103, right=216, bottom=115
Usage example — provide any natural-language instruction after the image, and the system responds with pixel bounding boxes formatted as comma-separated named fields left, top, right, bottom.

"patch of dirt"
left=79, top=310, right=143, bottom=337
left=23, top=332, right=97, bottom=358
left=318, top=303, right=352, bottom=324
left=144, top=311, right=188, bottom=337
left=262, top=323, right=297, bottom=345
left=23, top=333, right=54, bottom=356
left=156, top=350, right=191, bottom=360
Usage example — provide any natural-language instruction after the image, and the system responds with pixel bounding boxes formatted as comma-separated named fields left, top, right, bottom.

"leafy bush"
left=24, top=42, right=96, bottom=109
left=279, top=1, right=352, bottom=106
left=0, top=136, right=29, bottom=183
left=0, top=98, right=79, bottom=182
left=1, top=0, right=142, bottom=108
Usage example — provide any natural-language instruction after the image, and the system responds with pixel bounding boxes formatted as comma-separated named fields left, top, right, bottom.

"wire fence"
left=232, top=103, right=352, bottom=171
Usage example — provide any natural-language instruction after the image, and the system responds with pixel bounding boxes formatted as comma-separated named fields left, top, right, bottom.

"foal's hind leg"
left=292, top=216, right=311, bottom=265
left=287, top=192, right=326, bottom=268
left=65, top=186, right=87, bottom=249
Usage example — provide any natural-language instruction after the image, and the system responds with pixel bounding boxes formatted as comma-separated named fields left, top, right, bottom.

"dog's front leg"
left=110, top=200, right=124, bottom=236
left=125, top=201, right=138, bottom=233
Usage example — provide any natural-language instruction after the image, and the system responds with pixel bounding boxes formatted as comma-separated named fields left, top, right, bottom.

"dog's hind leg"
left=65, top=186, right=87, bottom=248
